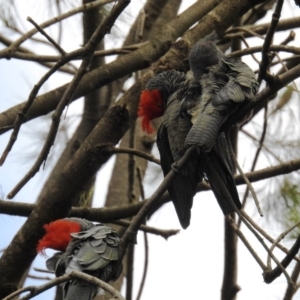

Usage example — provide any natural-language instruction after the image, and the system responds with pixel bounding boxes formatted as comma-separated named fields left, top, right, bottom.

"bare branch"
left=241, top=211, right=300, bottom=263
left=264, top=236, right=300, bottom=284
left=113, top=219, right=179, bottom=239
left=230, top=44, right=300, bottom=58
left=258, top=0, right=284, bottom=83
left=3, top=271, right=125, bottom=300
left=267, top=222, right=300, bottom=270
left=228, top=135, right=264, bottom=217
left=0, top=0, right=116, bottom=57
left=99, top=144, right=161, bottom=165
left=26, top=17, right=66, bottom=55
left=226, top=215, right=267, bottom=270
left=283, top=262, right=300, bottom=300
left=238, top=105, right=268, bottom=227
left=6, top=0, right=131, bottom=198
left=0, top=34, right=75, bottom=73
left=136, top=230, right=149, bottom=300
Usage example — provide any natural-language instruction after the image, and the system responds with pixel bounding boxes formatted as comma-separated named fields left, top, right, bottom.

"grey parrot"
left=138, top=70, right=242, bottom=228
left=37, top=218, right=122, bottom=300
left=182, top=33, right=259, bottom=152
left=139, top=70, right=203, bottom=229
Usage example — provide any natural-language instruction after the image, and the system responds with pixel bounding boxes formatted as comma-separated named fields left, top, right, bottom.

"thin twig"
left=135, top=8, right=146, bottom=42
left=241, top=210, right=300, bottom=263
left=136, top=167, right=145, bottom=200
left=3, top=271, right=125, bottom=300
left=226, top=215, right=266, bottom=270
left=259, top=0, right=284, bottom=83
left=225, top=26, right=265, bottom=40
left=7, top=0, right=131, bottom=199
left=267, top=222, right=300, bottom=269
left=246, top=105, right=269, bottom=194
left=0, top=37, right=76, bottom=167
left=240, top=128, right=283, bottom=163
left=3, top=42, right=146, bottom=63
left=55, top=0, right=63, bottom=46
left=113, top=217, right=179, bottom=239
left=239, top=34, right=260, bottom=65
left=136, top=166, right=149, bottom=300
left=283, top=261, right=300, bottom=300
left=207, top=153, right=292, bottom=282
left=264, top=236, right=300, bottom=284
left=126, top=122, right=136, bottom=300
left=227, top=135, right=263, bottom=216
left=2, top=276, right=68, bottom=300
left=0, top=0, right=116, bottom=57
left=128, top=124, right=136, bottom=203
left=239, top=106, right=269, bottom=224
left=204, top=155, right=275, bottom=274
left=33, top=267, right=54, bottom=274
left=27, top=17, right=66, bottom=55
left=110, top=146, right=160, bottom=165
left=27, top=274, right=52, bottom=281
left=230, top=44, right=300, bottom=58
left=92, top=144, right=160, bottom=165
left=136, top=229, right=149, bottom=300
left=0, top=34, right=76, bottom=74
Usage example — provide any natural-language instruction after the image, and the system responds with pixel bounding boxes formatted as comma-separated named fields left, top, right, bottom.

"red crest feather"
left=36, top=219, right=81, bottom=253
left=138, top=89, right=164, bottom=134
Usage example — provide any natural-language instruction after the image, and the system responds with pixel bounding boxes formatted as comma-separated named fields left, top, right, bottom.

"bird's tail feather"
left=204, top=136, right=241, bottom=214
left=168, top=171, right=200, bottom=229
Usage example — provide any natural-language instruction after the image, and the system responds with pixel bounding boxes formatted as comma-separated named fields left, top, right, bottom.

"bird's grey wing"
left=185, top=77, right=230, bottom=152
left=157, top=122, right=193, bottom=229
left=157, top=96, right=202, bottom=229
left=185, top=56, right=258, bottom=151
left=66, top=225, right=122, bottom=282
left=157, top=123, right=175, bottom=177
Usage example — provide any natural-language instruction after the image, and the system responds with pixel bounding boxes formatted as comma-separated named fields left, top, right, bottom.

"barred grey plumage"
left=45, top=218, right=122, bottom=300
left=144, top=68, right=242, bottom=227
left=145, top=70, right=202, bottom=229
left=183, top=33, right=259, bottom=152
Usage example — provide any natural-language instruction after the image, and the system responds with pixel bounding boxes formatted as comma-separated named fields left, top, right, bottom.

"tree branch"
left=3, top=271, right=125, bottom=300
left=6, top=0, right=131, bottom=198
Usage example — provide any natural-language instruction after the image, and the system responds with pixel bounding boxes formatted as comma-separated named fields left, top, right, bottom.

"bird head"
left=189, top=32, right=221, bottom=79
left=138, top=89, right=164, bottom=134
left=138, top=70, right=186, bottom=133
left=36, top=219, right=81, bottom=254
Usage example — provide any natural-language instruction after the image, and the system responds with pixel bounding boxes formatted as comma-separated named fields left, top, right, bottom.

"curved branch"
left=230, top=44, right=300, bottom=58
left=3, top=271, right=125, bottom=300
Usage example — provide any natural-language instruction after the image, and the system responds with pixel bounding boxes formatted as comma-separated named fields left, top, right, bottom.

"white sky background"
left=1, top=0, right=300, bottom=299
